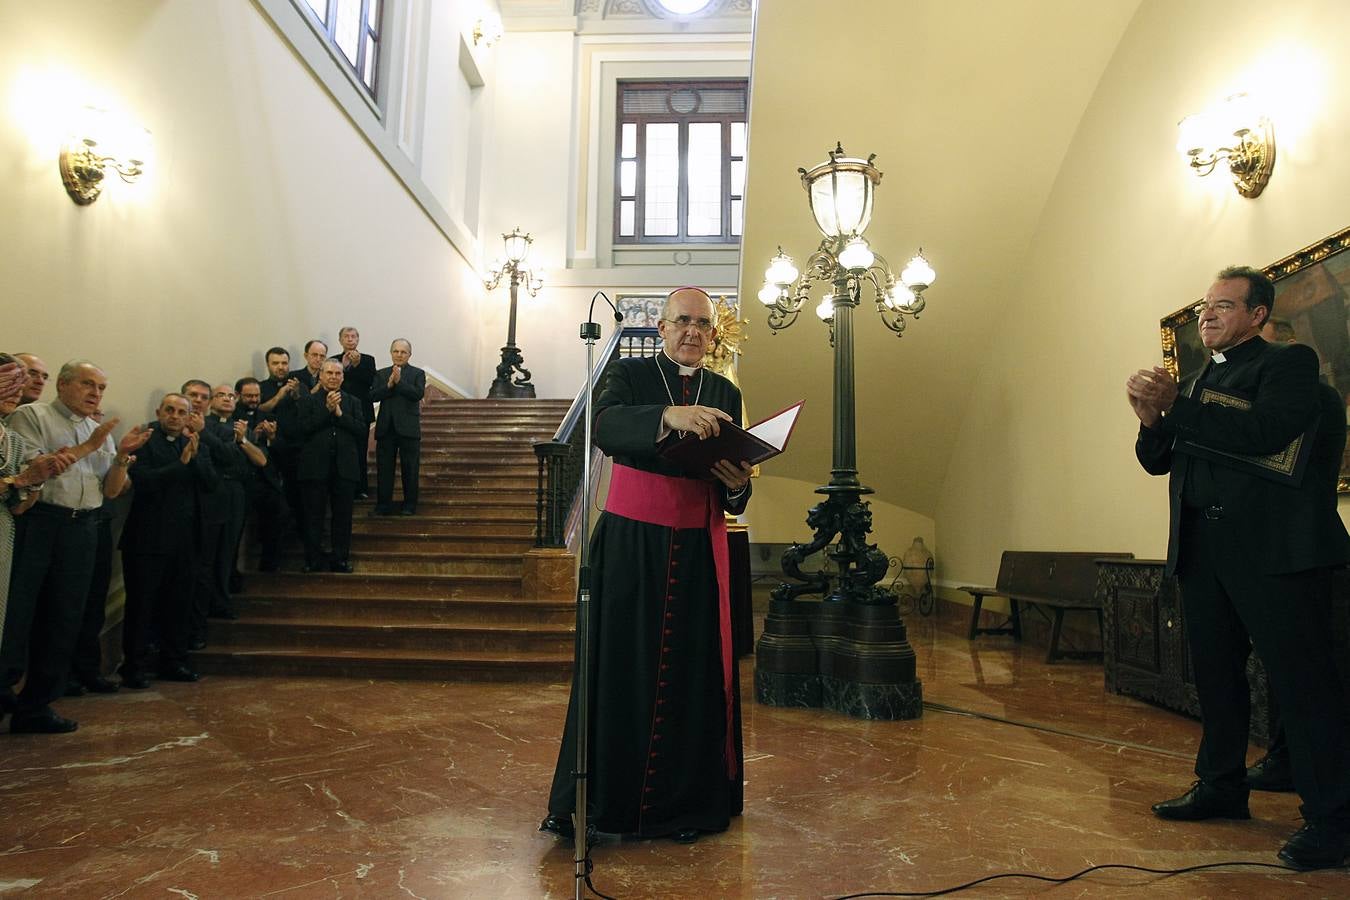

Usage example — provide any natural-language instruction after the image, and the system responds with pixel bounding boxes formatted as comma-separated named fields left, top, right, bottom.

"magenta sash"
left=604, top=463, right=736, bottom=779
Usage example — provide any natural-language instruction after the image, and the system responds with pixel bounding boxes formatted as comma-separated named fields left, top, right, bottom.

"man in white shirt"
left=1, top=361, right=149, bottom=734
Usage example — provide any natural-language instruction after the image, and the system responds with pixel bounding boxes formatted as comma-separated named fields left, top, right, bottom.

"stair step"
left=235, top=571, right=523, bottom=599
left=231, top=594, right=575, bottom=625
left=208, top=618, right=574, bottom=653
left=191, top=646, right=572, bottom=682
left=271, top=550, right=523, bottom=575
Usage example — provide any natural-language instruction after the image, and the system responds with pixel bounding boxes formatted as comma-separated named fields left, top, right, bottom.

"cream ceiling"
left=738, top=0, right=1141, bottom=516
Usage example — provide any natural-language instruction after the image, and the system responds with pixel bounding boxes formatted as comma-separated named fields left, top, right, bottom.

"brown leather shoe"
left=1152, top=781, right=1250, bottom=821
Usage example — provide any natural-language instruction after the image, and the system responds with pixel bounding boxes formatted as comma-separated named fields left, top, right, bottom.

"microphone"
left=589, top=290, right=624, bottom=324
left=582, top=291, right=623, bottom=340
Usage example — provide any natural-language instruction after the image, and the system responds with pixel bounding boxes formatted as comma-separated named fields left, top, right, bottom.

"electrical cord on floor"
left=574, top=699, right=1347, bottom=898
left=821, top=700, right=1345, bottom=897
left=830, top=860, right=1325, bottom=898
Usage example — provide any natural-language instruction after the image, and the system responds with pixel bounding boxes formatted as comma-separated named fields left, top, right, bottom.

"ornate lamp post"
left=485, top=227, right=544, bottom=398
left=754, top=143, right=936, bottom=720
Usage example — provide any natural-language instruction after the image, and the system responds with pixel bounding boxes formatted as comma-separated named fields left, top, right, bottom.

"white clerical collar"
left=660, top=350, right=701, bottom=377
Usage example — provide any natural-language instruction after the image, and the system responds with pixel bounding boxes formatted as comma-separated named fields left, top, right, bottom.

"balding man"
left=1, top=361, right=150, bottom=733
left=119, top=394, right=215, bottom=688
left=297, top=359, right=366, bottom=572
left=370, top=339, right=425, bottom=516
left=541, top=287, right=754, bottom=845
left=14, top=353, right=49, bottom=406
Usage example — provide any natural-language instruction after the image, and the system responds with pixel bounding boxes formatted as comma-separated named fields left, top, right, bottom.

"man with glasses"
left=1128, top=265, right=1350, bottom=869
left=542, top=286, right=755, bottom=846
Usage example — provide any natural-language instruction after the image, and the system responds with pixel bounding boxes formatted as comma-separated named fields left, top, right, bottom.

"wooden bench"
left=958, top=550, right=1134, bottom=663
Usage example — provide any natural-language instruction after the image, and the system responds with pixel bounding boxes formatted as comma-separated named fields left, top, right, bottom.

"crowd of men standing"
left=0, top=329, right=425, bottom=735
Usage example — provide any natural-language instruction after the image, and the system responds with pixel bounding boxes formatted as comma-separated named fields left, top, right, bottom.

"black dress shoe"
left=64, top=681, right=87, bottom=697
left=122, top=674, right=151, bottom=690
left=10, top=711, right=78, bottom=734
left=356, top=492, right=370, bottom=500
left=190, top=638, right=207, bottom=651
left=1152, top=781, right=1250, bottom=821
left=301, top=563, right=319, bottom=573
left=400, top=507, right=416, bottom=516
left=671, top=829, right=699, bottom=844
left=1247, top=751, right=1295, bottom=792
left=159, top=665, right=200, bottom=683
left=330, top=560, right=354, bottom=574
left=370, top=506, right=393, bottom=516
left=209, top=608, right=239, bottom=620
left=1278, top=821, right=1350, bottom=870
left=540, top=814, right=575, bottom=841
left=83, top=677, right=120, bottom=694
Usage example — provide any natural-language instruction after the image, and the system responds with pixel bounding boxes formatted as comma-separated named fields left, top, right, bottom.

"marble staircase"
left=193, top=395, right=578, bottom=682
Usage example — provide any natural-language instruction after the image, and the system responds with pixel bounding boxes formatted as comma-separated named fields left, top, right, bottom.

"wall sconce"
left=1176, top=93, right=1275, bottom=198
left=59, top=106, right=150, bottom=205
left=473, top=16, right=503, bottom=47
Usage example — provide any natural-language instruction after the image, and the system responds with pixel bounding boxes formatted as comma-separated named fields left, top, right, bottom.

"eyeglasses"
left=1192, top=300, right=1245, bottom=316
left=662, top=315, right=715, bottom=334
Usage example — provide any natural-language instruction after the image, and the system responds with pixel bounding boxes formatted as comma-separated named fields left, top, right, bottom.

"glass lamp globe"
left=758, top=283, right=781, bottom=306
left=502, top=228, right=531, bottom=264
left=765, top=249, right=799, bottom=287
left=886, top=283, right=916, bottom=310
left=816, top=293, right=834, bottom=321
left=899, top=253, right=936, bottom=290
left=799, top=144, right=882, bottom=238
left=837, top=236, right=874, bottom=272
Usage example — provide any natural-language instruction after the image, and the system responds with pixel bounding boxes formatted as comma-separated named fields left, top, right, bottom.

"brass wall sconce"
left=59, top=106, right=150, bottom=205
left=1176, top=93, right=1275, bottom=198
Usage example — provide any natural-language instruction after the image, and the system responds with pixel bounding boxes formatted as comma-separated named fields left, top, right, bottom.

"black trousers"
left=192, top=516, right=227, bottom=641
left=1177, top=508, right=1350, bottom=824
left=357, top=419, right=372, bottom=496
left=212, top=480, right=246, bottom=612
left=274, top=448, right=303, bottom=536
left=376, top=433, right=420, bottom=509
left=244, top=478, right=286, bottom=571
left=0, top=505, right=98, bottom=713
left=70, top=511, right=114, bottom=684
left=300, top=477, right=356, bottom=566
left=121, top=550, right=193, bottom=676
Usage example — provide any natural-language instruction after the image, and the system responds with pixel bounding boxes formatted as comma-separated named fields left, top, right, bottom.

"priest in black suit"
left=370, top=339, right=425, bottom=516
left=541, top=287, right=755, bottom=846
left=1130, top=265, right=1350, bottom=869
left=119, top=394, right=215, bottom=687
left=296, top=359, right=366, bottom=573
left=331, top=327, right=377, bottom=498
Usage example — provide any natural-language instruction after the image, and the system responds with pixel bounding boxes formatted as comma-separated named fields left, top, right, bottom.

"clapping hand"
left=255, top=419, right=277, bottom=442
left=233, top=420, right=248, bottom=443
left=188, top=411, right=206, bottom=434
left=285, top=377, right=300, bottom=397
left=388, top=365, right=401, bottom=387
left=14, top=448, right=78, bottom=487
left=118, top=422, right=152, bottom=456
left=181, top=430, right=200, bottom=464
left=0, top=361, right=25, bottom=402
left=326, top=390, right=343, bottom=415
left=343, top=349, right=361, bottom=368
left=80, top=416, right=119, bottom=456
left=1126, top=366, right=1179, bottom=428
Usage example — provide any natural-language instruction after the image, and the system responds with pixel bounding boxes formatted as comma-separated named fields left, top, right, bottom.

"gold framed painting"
left=1159, top=225, right=1350, bottom=491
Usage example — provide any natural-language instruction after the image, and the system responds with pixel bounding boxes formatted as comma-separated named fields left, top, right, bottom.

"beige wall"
left=934, top=0, right=1350, bottom=589
left=747, top=475, right=935, bottom=557
left=3, top=1, right=488, bottom=426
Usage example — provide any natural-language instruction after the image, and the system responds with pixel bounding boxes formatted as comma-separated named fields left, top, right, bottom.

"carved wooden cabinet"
left=1095, top=558, right=1275, bottom=746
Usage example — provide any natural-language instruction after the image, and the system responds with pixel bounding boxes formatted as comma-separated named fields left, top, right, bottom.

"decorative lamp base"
left=754, top=599, right=923, bottom=720
left=487, top=378, right=536, bottom=399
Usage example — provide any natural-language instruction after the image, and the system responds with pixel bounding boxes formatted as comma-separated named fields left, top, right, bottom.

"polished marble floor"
left=1, top=605, right=1346, bottom=899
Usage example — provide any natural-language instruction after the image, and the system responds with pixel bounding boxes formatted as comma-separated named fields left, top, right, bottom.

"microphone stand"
left=572, top=292, right=621, bottom=900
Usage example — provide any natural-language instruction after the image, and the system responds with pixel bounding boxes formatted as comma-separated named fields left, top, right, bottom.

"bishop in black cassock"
left=543, top=288, right=753, bottom=845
